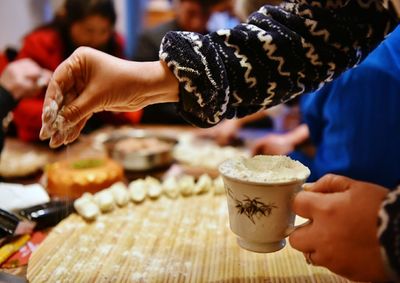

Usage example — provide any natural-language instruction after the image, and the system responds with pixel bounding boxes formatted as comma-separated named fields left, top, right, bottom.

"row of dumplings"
left=74, top=174, right=225, bottom=220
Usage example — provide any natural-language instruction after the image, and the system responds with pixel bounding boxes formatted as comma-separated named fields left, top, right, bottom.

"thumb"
left=306, top=174, right=352, bottom=193
left=40, top=83, right=97, bottom=141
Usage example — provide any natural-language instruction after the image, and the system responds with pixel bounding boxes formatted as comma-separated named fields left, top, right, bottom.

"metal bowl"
left=101, top=129, right=177, bottom=171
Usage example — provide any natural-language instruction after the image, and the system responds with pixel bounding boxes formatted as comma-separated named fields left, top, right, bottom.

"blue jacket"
left=301, top=25, right=400, bottom=189
left=298, top=25, right=400, bottom=278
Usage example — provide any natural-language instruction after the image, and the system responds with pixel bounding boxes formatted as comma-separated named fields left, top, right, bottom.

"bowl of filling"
left=102, top=129, right=176, bottom=171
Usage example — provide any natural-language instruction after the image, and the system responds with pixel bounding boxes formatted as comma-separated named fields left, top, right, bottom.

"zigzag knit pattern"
left=379, top=187, right=400, bottom=280
left=160, top=0, right=398, bottom=127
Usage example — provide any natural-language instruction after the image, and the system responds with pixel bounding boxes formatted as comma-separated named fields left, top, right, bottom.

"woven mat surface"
left=27, top=194, right=357, bottom=283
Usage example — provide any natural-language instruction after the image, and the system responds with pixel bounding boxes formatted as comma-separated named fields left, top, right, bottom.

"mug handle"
left=285, top=183, right=315, bottom=236
left=285, top=219, right=312, bottom=236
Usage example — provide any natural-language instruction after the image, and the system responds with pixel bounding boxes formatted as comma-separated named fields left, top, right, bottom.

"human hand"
left=289, top=174, right=391, bottom=282
left=39, top=47, right=178, bottom=148
left=251, top=133, right=295, bottom=155
left=0, top=58, right=51, bottom=100
left=196, top=119, right=241, bottom=146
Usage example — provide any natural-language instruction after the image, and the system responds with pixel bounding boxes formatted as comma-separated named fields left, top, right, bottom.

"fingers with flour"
left=49, top=114, right=92, bottom=148
left=40, top=50, right=90, bottom=141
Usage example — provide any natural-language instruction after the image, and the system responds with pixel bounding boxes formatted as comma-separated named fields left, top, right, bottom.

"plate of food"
left=0, top=140, right=52, bottom=179
left=98, top=129, right=177, bottom=171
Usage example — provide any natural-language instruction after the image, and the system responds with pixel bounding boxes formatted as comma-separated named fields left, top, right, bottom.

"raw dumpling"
left=145, top=176, right=162, bottom=199
left=129, top=179, right=147, bottom=203
left=162, top=176, right=179, bottom=199
left=178, top=175, right=195, bottom=197
left=213, top=175, right=225, bottom=195
left=109, top=182, right=129, bottom=206
left=74, top=193, right=100, bottom=220
left=94, top=190, right=115, bottom=212
left=193, top=174, right=212, bottom=195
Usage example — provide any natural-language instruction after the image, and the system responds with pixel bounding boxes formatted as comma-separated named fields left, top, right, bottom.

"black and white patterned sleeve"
left=378, top=187, right=400, bottom=281
left=159, top=0, right=399, bottom=127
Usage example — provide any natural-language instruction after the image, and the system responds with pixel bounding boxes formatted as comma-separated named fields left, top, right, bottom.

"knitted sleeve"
left=378, top=187, right=400, bottom=281
left=160, top=0, right=399, bottom=127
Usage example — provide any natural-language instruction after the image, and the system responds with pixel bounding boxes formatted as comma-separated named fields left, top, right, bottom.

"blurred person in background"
left=207, top=0, right=239, bottom=31
left=197, top=103, right=299, bottom=146
left=133, top=0, right=223, bottom=124
left=0, top=59, right=51, bottom=152
left=134, top=0, right=217, bottom=61
left=234, top=0, right=281, bottom=21
left=11, top=0, right=141, bottom=142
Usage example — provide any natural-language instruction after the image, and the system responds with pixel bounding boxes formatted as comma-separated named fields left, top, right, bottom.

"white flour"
left=219, top=155, right=310, bottom=183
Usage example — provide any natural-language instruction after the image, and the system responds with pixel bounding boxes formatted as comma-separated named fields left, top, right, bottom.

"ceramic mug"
left=220, top=161, right=310, bottom=253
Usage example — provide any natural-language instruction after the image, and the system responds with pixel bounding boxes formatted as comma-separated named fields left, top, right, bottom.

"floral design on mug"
left=227, top=188, right=277, bottom=224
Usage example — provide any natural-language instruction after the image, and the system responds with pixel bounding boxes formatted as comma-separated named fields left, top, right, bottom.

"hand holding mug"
left=289, top=174, right=390, bottom=282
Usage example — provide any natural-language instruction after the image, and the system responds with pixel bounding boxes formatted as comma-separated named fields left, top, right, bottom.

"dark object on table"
left=102, top=129, right=177, bottom=171
left=0, top=200, right=75, bottom=240
left=0, top=209, right=35, bottom=240
left=18, top=200, right=75, bottom=230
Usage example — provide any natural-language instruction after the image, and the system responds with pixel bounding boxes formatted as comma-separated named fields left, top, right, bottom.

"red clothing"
left=0, top=52, right=8, bottom=74
left=13, top=28, right=141, bottom=142
left=17, top=28, right=65, bottom=71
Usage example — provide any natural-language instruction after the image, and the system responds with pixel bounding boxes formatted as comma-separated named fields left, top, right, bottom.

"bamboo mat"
left=27, top=194, right=357, bottom=283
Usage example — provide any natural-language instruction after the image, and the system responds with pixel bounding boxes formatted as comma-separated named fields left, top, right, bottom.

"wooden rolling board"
left=28, top=194, right=357, bottom=283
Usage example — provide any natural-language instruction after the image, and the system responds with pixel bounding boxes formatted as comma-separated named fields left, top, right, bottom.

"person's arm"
left=197, top=110, right=269, bottom=145
left=39, top=49, right=179, bottom=148
left=251, top=123, right=309, bottom=155
left=280, top=123, right=309, bottom=145
left=160, top=0, right=399, bottom=127
left=233, top=110, right=268, bottom=126
left=378, top=188, right=400, bottom=281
